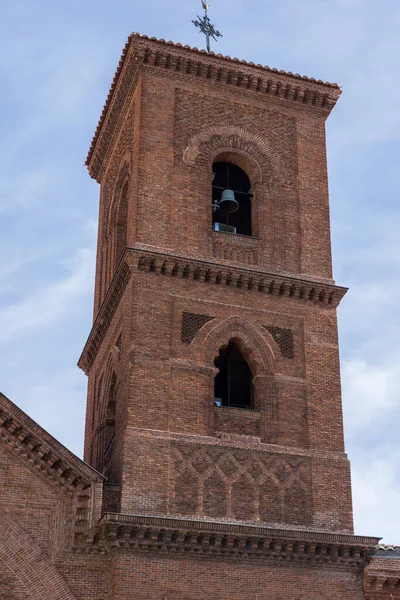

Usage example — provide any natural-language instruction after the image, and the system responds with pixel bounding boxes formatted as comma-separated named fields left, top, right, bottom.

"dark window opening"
left=214, top=342, right=254, bottom=409
left=212, top=162, right=252, bottom=236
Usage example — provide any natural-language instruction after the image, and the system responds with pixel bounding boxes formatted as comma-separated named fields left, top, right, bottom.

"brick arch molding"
left=0, top=508, right=77, bottom=600
left=193, top=315, right=278, bottom=377
left=106, top=158, right=130, bottom=236
left=99, top=353, right=119, bottom=421
left=182, top=125, right=289, bottom=184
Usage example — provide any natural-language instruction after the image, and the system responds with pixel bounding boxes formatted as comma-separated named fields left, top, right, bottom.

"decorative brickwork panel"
left=259, top=478, right=282, bottom=523
left=203, top=472, right=227, bottom=519
left=231, top=475, right=254, bottom=520
left=285, top=480, right=308, bottom=525
left=175, top=90, right=297, bottom=182
left=93, top=98, right=135, bottom=312
left=175, top=471, right=198, bottom=515
left=181, top=312, right=215, bottom=344
left=172, top=444, right=311, bottom=525
left=264, top=325, right=294, bottom=358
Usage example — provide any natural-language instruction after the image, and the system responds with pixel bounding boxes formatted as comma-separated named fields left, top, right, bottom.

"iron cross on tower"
left=192, top=0, right=222, bottom=52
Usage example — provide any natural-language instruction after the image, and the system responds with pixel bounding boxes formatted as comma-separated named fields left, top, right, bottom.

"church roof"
left=0, top=392, right=104, bottom=491
left=86, top=32, right=341, bottom=174
left=375, top=544, right=400, bottom=556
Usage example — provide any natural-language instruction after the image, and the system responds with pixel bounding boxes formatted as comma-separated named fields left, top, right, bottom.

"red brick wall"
left=364, top=555, right=400, bottom=599
left=0, top=442, right=109, bottom=600
left=83, top=261, right=353, bottom=533
left=132, top=69, right=332, bottom=279
left=0, top=443, right=69, bottom=555
left=110, top=553, right=366, bottom=600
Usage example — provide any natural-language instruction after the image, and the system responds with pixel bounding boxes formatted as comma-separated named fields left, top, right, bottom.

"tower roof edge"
left=85, top=33, right=341, bottom=175
left=130, top=31, right=340, bottom=88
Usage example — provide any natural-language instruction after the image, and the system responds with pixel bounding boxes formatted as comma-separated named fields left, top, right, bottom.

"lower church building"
left=0, top=32, right=399, bottom=600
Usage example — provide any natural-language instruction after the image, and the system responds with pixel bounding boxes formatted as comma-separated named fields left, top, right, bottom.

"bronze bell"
left=218, top=189, right=239, bottom=213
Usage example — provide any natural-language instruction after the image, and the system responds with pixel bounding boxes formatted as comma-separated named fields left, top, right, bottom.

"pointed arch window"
left=212, top=161, right=252, bottom=236
left=214, top=342, right=254, bottom=409
left=115, top=180, right=128, bottom=267
left=102, top=373, right=117, bottom=477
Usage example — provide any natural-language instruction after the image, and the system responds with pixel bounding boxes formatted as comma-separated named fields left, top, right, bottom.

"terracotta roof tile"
left=86, top=38, right=132, bottom=168
left=86, top=32, right=340, bottom=168
left=375, top=544, right=400, bottom=556
left=135, top=33, right=339, bottom=88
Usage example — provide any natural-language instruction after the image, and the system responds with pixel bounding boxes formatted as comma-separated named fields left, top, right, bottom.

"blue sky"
left=1, top=0, right=399, bottom=542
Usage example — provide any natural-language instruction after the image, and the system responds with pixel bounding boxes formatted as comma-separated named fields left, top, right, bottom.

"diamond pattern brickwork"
left=172, top=444, right=311, bottom=526
left=264, top=326, right=294, bottom=359
left=181, top=312, right=215, bottom=344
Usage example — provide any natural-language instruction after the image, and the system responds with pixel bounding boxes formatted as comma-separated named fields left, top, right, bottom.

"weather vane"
left=192, top=1, right=222, bottom=53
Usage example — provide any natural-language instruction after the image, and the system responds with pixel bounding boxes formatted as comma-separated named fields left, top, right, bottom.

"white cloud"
left=351, top=448, right=400, bottom=541
left=0, top=169, right=49, bottom=213
left=11, top=366, right=87, bottom=458
left=342, top=359, right=399, bottom=432
left=341, top=311, right=400, bottom=542
left=0, top=247, right=95, bottom=344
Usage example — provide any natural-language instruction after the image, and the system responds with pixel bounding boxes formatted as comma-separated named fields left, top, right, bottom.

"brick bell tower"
left=79, top=33, right=378, bottom=599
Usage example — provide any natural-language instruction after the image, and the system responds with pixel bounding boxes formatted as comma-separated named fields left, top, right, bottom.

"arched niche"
left=193, top=316, right=279, bottom=442
left=214, top=341, right=254, bottom=409
left=115, top=180, right=129, bottom=266
left=182, top=124, right=289, bottom=186
left=212, top=161, right=253, bottom=237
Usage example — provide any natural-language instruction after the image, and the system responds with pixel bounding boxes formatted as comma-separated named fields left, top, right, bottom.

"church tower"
left=79, top=32, right=377, bottom=599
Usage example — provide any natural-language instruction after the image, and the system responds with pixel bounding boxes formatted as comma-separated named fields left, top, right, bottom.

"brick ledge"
left=78, top=512, right=379, bottom=568
left=79, top=247, right=347, bottom=374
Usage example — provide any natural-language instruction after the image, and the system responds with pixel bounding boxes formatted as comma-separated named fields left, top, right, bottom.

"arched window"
left=115, top=180, right=128, bottom=267
left=214, top=342, right=254, bottom=409
left=102, top=373, right=117, bottom=477
left=212, top=162, right=252, bottom=236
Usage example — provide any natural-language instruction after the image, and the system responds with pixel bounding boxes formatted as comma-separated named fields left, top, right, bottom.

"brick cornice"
left=86, top=33, right=341, bottom=180
left=0, top=392, right=104, bottom=534
left=78, top=261, right=131, bottom=374
left=79, top=247, right=347, bottom=373
left=0, top=393, right=103, bottom=489
left=83, top=513, right=378, bottom=569
left=365, top=569, right=400, bottom=595
left=364, top=549, right=400, bottom=596
left=134, top=247, right=347, bottom=306
left=86, top=45, right=141, bottom=182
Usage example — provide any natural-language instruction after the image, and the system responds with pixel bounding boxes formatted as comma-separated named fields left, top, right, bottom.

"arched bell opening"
left=214, top=341, right=254, bottom=409
left=212, top=161, right=252, bottom=236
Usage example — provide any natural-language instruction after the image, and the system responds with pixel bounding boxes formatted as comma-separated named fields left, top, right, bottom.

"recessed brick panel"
left=265, top=325, right=294, bottom=358
left=181, top=311, right=215, bottom=344
left=171, top=442, right=311, bottom=526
